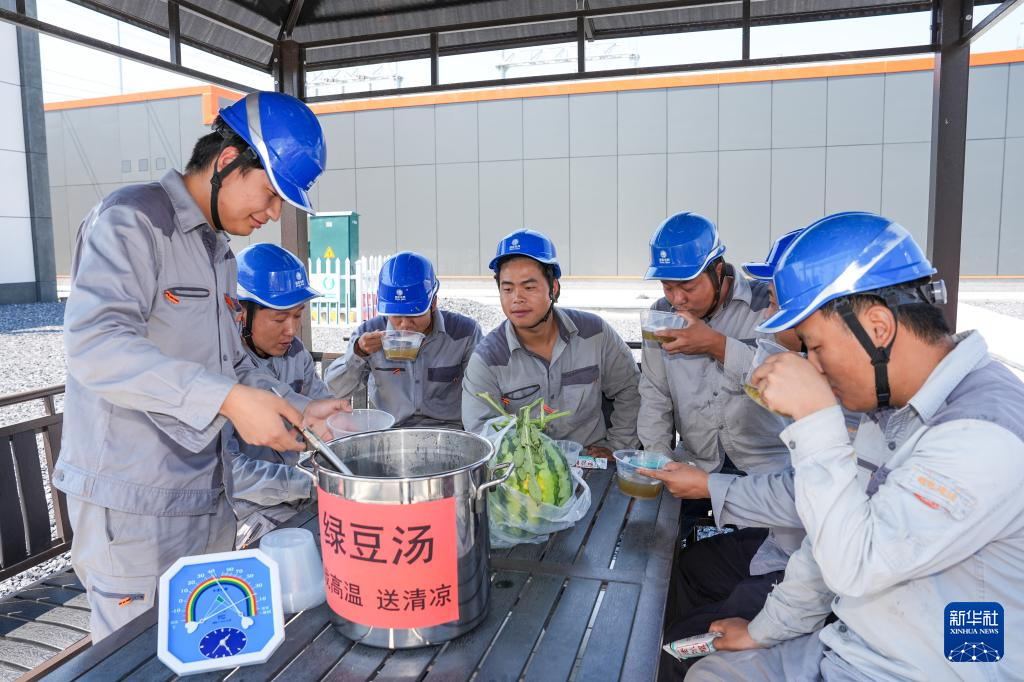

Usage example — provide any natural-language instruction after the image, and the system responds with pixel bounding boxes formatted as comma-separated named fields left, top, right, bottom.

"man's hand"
left=220, top=384, right=305, bottom=452
left=302, top=398, right=351, bottom=441
left=658, top=312, right=727, bottom=362
left=355, top=331, right=385, bottom=357
left=750, top=352, right=836, bottom=420
left=635, top=461, right=710, bottom=499
left=708, top=618, right=762, bottom=652
left=586, top=445, right=613, bottom=460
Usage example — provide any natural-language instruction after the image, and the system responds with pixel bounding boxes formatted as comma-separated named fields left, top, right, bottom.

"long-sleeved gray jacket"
left=638, top=269, right=790, bottom=474
left=748, top=331, right=1024, bottom=680
left=53, top=171, right=293, bottom=517
left=461, top=307, right=640, bottom=450
left=324, top=310, right=481, bottom=428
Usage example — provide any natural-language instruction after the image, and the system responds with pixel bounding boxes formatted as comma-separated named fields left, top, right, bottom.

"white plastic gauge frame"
left=157, top=548, right=285, bottom=676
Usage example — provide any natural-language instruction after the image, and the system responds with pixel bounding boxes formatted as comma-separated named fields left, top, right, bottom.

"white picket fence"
left=307, top=255, right=387, bottom=327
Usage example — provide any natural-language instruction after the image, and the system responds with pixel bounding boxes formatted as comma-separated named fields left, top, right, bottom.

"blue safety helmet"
left=741, top=228, right=806, bottom=281
left=236, top=243, right=320, bottom=310
left=377, top=252, right=439, bottom=316
left=758, top=212, right=938, bottom=334
left=218, top=92, right=326, bottom=215
left=488, top=229, right=562, bottom=279
left=645, top=212, right=726, bottom=281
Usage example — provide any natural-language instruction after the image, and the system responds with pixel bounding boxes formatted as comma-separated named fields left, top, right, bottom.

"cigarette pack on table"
left=663, top=632, right=723, bottom=661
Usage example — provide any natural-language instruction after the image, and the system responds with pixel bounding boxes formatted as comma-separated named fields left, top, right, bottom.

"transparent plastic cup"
left=382, top=329, right=425, bottom=361
left=554, top=440, right=583, bottom=467
left=742, top=338, right=791, bottom=410
left=640, top=309, right=688, bottom=345
left=327, top=409, right=396, bottom=439
left=613, top=450, right=673, bottom=499
left=259, top=528, right=326, bottom=614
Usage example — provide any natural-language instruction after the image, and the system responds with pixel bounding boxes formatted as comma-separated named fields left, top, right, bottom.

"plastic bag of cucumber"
left=475, top=393, right=592, bottom=547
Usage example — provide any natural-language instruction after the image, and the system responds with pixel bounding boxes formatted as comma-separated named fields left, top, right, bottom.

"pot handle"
left=296, top=450, right=319, bottom=485
left=474, top=461, right=514, bottom=511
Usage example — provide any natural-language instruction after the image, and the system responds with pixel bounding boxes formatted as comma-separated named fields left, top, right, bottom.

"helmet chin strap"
left=209, top=145, right=257, bottom=232
left=702, top=261, right=728, bottom=322
left=241, top=300, right=269, bottom=358
left=835, top=298, right=897, bottom=409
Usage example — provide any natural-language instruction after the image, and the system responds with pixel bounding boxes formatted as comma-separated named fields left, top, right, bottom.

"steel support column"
left=742, top=0, right=751, bottom=60
left=167, top=0, right=181, bottom=65
left=276, top=39, right=313, bottom=346
left=926, top=0, right=971, bottom=329
left=430, top=32, right=439, bottom=84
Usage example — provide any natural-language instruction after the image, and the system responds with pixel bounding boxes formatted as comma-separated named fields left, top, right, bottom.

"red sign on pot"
left=317, top=491, right=460, bottom=629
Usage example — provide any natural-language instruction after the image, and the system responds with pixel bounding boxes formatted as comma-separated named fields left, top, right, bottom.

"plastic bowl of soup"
left=613, top=449, right=673, bottom=499
left=381, top=330, right=425, bottom=361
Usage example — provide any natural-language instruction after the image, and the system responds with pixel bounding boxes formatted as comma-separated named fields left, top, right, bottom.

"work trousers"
left=659, top=528, right=783, bottom=681
left=67, top=495, right=236, bottom=642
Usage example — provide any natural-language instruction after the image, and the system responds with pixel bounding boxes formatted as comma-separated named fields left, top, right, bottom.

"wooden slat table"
left=34, top=468, right=680, bottom=682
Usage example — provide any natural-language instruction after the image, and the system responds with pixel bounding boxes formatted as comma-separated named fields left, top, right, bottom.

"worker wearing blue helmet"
left=637, top=214, right=797, bottom=679
left=229, top=244, right=351, bottom=546
left=54, top=92, right=343, bottom=641
left=688, top=212, right=1024, bottom=680
left=638, top=211, right=790, bottom=472
left=462, top=229, right=641, bottom=456
left=325, top=252, right=482, bottom=428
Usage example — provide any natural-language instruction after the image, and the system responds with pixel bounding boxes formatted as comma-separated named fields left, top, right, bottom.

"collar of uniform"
left=503, top=306, right=574, bottom=352
left=429, top=309, right=447, bottom=338
left=906, top=330, right=989, bottom=422
left=159, top=170, right=210, bottom=233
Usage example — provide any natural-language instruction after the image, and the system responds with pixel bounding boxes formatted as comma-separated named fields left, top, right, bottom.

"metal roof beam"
left=301, top=0, right=735, bottom=48
left=279, top=0, right=306, bottom=40
left=172, top=0, right=276, bottom=46
left=168, top=0, right=181, bottom=65
left=64, top=0, right=271, bottom=72
left=960, top=0, right=1024, bottom=43
left=303, top=43, right=934, bottom=103
left=0, top=7, right=258, bottom=93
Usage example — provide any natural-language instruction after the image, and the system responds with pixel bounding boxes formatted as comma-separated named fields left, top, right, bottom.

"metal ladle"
left=271, top=388, right=354, bottom=475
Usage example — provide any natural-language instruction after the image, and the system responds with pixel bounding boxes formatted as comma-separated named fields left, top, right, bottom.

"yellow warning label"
left=324, top=246, right=336, bottom=259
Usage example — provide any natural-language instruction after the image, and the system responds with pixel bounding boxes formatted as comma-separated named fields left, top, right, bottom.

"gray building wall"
left=46, top=60, right=1024, bottom=277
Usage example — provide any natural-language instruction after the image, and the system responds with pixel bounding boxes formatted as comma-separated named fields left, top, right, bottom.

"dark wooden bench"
left=0, top=385, right=89, bottom=680
left=0, top=385, right=71, bottom=584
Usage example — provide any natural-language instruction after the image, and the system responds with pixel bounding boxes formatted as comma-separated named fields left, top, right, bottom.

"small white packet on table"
left=663, top=632, right=723, bottom=661
left=574, top=455, right=608, bottom=470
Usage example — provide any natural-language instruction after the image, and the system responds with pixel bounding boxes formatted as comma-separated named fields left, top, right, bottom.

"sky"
left=28, top=0, right=1024, bottom=102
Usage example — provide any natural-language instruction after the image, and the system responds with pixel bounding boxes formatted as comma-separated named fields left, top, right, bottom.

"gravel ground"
left=0, top=297, right=639, bottom=600
left=973, top=300, right=1024, bottom=320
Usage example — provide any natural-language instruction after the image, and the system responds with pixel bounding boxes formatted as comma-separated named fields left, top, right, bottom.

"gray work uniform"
left=690, top=331, right=1024, bottom=681
left=53, top=171, right=293, bottom=641
left=638, top=269, right=790, bottom=474
left=230, top=337, right=331, bottom=546
left=462, top=307, right=641, bottom=450
left=324, top=310, right=481, bottom=428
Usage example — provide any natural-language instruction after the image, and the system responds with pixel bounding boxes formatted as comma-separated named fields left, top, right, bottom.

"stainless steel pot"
left=310, top=428, right=512, bottom=649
